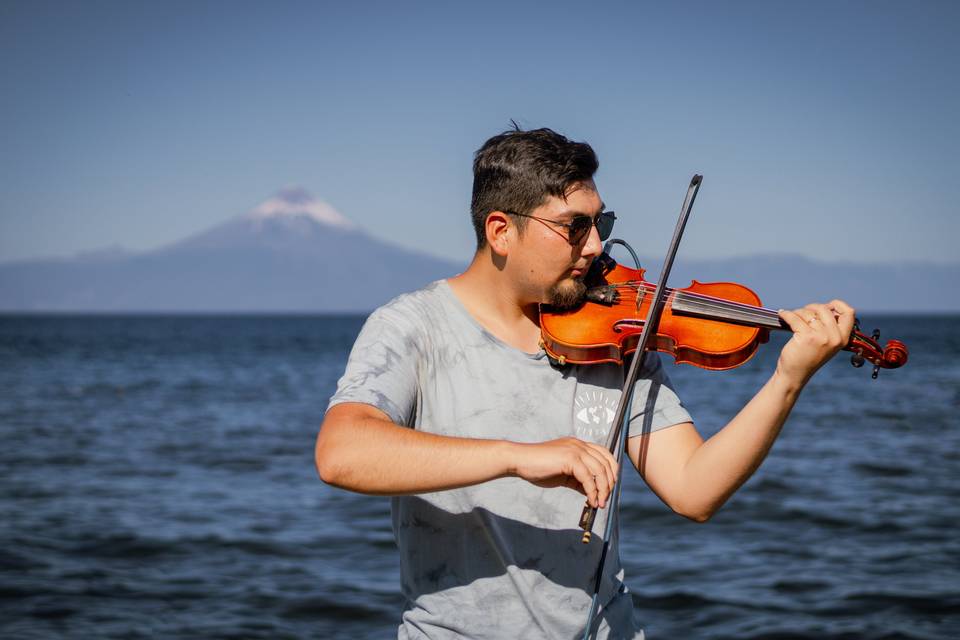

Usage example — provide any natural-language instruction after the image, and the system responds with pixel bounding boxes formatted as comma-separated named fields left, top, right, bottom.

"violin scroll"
left=847, top=319, right=909, bottom=378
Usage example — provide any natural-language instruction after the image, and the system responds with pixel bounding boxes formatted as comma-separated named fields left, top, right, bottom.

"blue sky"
left=1, top=0, right=957, bottom=265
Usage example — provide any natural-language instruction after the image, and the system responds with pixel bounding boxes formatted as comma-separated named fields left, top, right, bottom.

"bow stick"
left=580, top=175, right=702, bottom=639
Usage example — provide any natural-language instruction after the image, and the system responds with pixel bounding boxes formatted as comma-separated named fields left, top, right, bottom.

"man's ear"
left=485, top=211, right=512, bottom=257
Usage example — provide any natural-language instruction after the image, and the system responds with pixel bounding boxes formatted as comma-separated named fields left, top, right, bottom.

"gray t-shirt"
left=327, top=280, right=692, bottom=640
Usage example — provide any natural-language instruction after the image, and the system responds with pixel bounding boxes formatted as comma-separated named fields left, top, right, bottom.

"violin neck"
left=669, top=288, right=790, bottom=331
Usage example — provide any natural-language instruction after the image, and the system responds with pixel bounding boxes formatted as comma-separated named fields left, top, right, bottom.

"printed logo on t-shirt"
left=574, top=389, right=617, bottom=443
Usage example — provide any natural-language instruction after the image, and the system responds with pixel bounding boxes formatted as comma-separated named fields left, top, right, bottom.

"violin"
left=540, top=256, right=909, bottom=378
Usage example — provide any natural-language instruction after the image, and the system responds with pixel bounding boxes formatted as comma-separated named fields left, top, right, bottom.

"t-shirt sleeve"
left=627, top=353, right=692, bottom=437
left=326, top=304, right=420, bottom=426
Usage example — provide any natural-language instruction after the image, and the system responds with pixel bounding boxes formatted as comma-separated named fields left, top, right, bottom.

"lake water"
left=1, top=314, right=957, bottom=639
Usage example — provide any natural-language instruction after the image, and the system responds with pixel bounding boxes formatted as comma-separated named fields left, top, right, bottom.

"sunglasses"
left=506, top=210, right=616, bottom=245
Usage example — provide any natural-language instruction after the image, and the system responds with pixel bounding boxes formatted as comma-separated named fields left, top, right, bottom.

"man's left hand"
left=776, top=299, right=856, bottom=389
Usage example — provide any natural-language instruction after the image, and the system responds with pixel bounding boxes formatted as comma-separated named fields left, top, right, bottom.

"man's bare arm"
left=316, top=402, right=619, bottom=508
left=628, top=300, right=855, bottom=522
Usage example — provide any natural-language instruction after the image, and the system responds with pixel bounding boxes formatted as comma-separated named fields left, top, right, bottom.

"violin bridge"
left=634, top=282, right=645, bottom=313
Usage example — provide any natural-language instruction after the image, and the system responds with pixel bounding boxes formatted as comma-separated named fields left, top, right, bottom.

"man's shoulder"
left=361, top=279, right=462, bottom=344
left=370, top=279, right=451, bottom=321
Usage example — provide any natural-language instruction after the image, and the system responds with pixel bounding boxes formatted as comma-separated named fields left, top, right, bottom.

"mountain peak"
left=246, top=187, right=355, bottom=229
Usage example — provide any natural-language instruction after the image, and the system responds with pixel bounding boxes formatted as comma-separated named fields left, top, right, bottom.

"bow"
left=580, top=175, right=703, bottom=639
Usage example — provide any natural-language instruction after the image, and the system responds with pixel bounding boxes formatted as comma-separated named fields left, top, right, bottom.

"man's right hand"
left=507, top=438, right=619, bottom=509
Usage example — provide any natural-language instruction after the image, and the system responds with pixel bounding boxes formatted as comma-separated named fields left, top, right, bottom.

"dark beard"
left=547, top=277, right=587, bottom=310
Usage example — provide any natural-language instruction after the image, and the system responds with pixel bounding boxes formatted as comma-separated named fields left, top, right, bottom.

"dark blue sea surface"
left=1, top=314, right=957, bottom=639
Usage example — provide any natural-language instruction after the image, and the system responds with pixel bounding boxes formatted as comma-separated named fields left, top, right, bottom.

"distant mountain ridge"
left=0, top=189, right=957, bottom=312
left=0, top=189, right=462, bottom=312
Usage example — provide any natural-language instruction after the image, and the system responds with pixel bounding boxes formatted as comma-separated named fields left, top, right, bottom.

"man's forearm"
left=316, top=403, right=620, bottom=506
left=672, top=369, right=803, bottom=520
left=316, top=406, right=515, bottom=495
left=640, top=300, right=855, bottom=522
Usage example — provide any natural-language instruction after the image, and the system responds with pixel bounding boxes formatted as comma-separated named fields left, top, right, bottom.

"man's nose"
left=580, top=224, right=603, bottom=259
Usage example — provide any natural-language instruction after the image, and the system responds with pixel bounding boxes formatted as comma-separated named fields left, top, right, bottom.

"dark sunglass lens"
left=568, top=216, right=593, bottom=244
left=596, top=212, right=615, bottom=240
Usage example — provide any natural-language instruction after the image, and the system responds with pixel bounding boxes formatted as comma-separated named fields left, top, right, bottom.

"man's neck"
left=447, top=252, right=542, bottom=354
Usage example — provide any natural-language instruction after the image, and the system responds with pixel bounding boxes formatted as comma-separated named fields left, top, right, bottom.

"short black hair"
left=470, top=126, right=599, bottom=250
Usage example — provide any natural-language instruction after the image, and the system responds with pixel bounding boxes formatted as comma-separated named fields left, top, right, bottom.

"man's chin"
left=547, top=278, right=587, bottom=310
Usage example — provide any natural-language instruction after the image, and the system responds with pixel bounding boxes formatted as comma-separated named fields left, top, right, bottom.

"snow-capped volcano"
left=245, top=186, right=355, bottom=230
left=0, top=184, right=461, bottom=311
left=164, top=186, right=364, bottom=252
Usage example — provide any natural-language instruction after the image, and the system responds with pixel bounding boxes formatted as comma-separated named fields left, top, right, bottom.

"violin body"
left=541, top=263, right=770, bottom=369
left=540, top=261, right=908, bottom=376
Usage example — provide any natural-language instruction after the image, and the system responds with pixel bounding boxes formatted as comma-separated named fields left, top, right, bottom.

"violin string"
left=602, top=298, right=874, bottom=350
left=581, top=283, right=879, bottom=351
left=612, top=286, right=804, bottom=326
left=608, top=282, right=783, bottom=318
left=674, top=301, right=780, bottom=326
left=603, top=288, right=875, bottom=347
left=672, top=295, right=779, bottom=323
left=613, top=291, right=773, bottom=316
left=608, top=281, right=778, bottom=314
left=598, top=281, right=865, bottom=327
left=608, top=280, right=774, bottom=312
left=610, top=286, right=784, bottom=326
left=616, top=291, right=773, bottom=317
left=608, top=296, right=782, bottom=329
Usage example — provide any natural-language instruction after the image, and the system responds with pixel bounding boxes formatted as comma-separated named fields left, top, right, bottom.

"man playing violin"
left=315, top=127, right=855, bottom=639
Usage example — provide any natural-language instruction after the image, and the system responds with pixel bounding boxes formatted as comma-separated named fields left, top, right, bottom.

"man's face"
left=511, top=180, right=605, bottom=308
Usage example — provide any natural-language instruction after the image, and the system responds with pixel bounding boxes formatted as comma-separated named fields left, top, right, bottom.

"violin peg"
left=872, top=329, right=881, bottom=342
left=872, top=364, right=880, bottom=379
left=850, top=351, right=865, bottom=368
